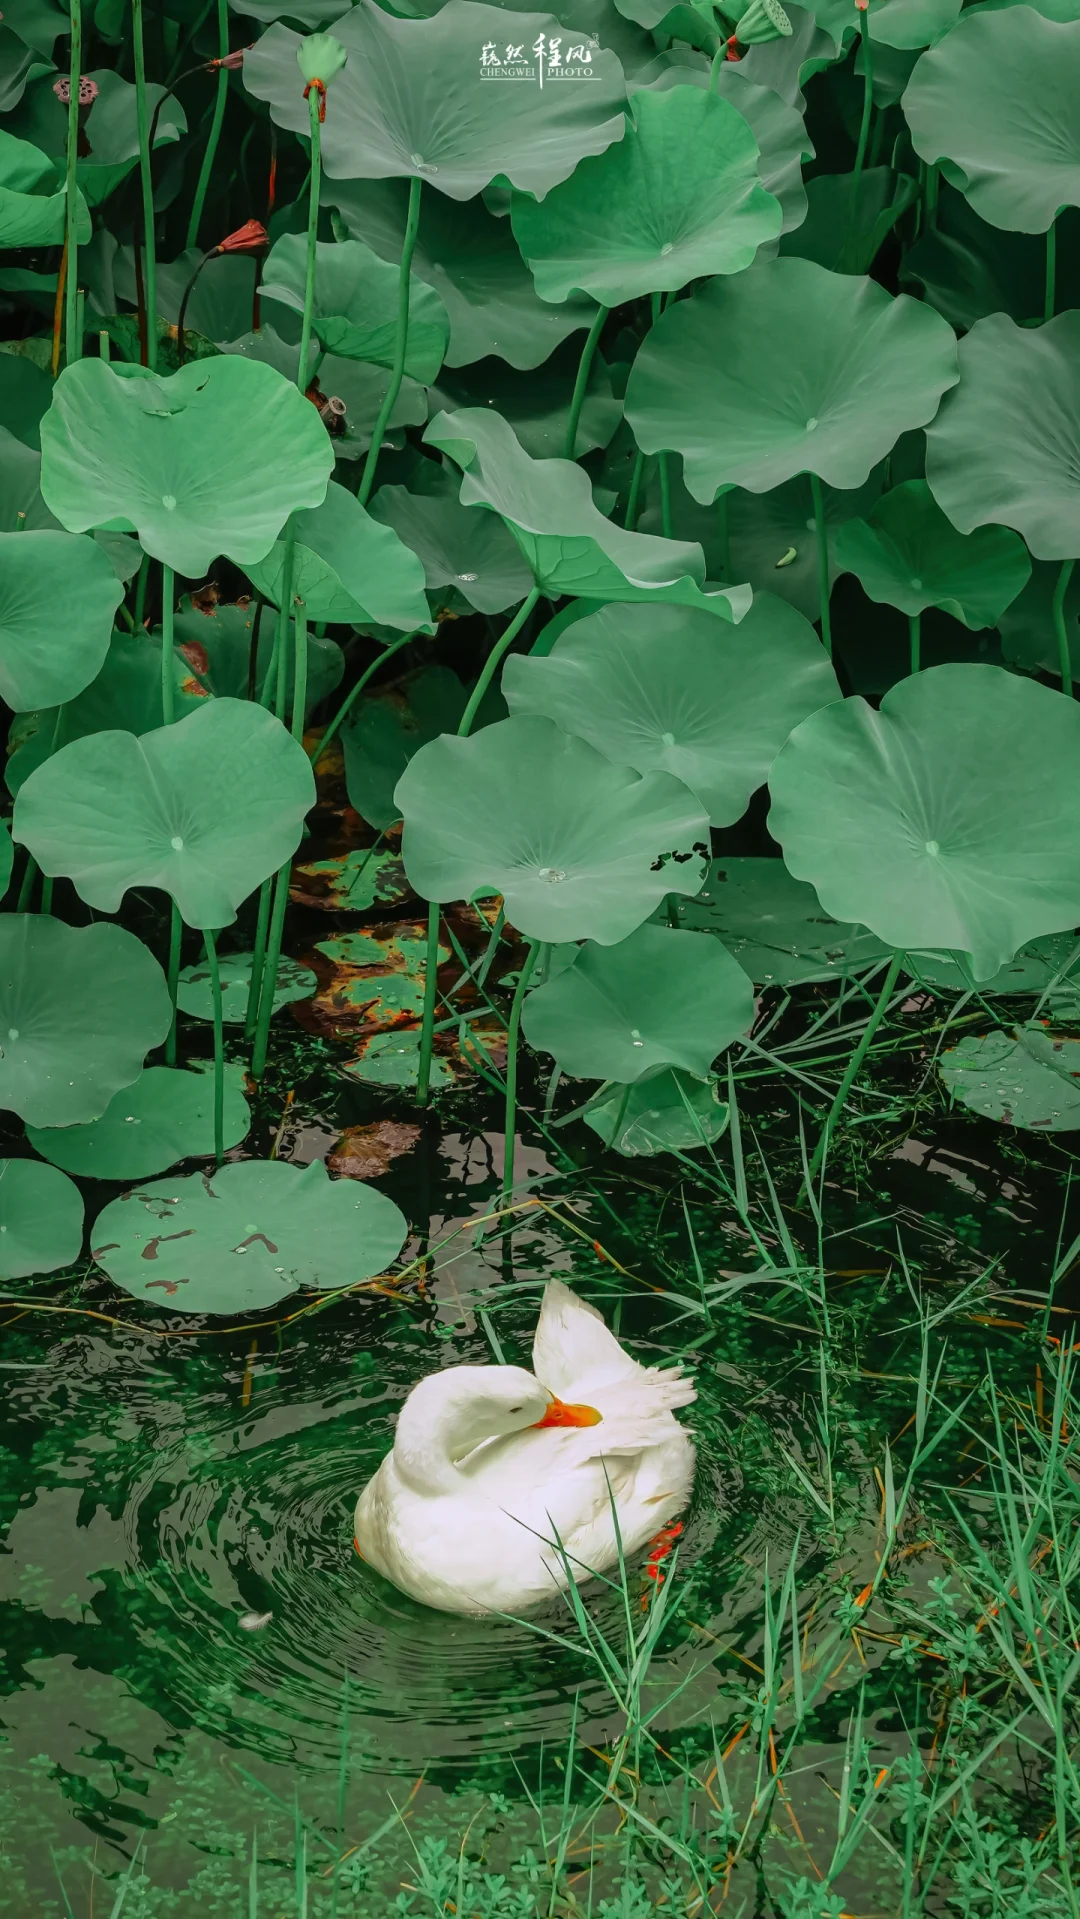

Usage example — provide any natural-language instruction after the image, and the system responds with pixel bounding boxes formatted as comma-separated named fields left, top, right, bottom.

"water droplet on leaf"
left=161, top=493, right=177, bottom=511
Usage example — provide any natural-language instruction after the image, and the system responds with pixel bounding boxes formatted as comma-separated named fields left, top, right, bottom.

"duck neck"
left=391, top=1395, right=482, bottom=1495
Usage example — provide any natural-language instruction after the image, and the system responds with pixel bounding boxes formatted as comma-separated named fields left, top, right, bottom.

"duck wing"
left=532, top=1278, right=695, bottom=1411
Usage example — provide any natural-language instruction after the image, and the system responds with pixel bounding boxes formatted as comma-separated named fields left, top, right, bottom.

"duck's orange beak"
left=532, top=1395, right=602, bottom=1428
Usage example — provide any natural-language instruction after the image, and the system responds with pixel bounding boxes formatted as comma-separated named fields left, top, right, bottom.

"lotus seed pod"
left=734, top=0, right=793, bottom=41
left=296, top=32, right=348, bottom=87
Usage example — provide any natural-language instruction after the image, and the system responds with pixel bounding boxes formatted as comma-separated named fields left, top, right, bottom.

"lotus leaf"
left=429, top=343, right=620, bottom=463
left=503, top=595, right=838, bottom=825
left=924, top=314, right=1080, bottom=561
left=222, top=321, right=428, bottom=459
left=39, top=357, right=334, bottom=576
left=0, top=529, right=122, bottom=710
left=28, top=1065, right=251, bottom=1179
left=768, top=664, right=1080, bottom=981
left=328, top=177, right=601, bottom=371
left=341, top=1030, right=457, bottom=1089
left=426, top=407, right=750, bottom=617
left=780, top=168, right=918, bottom=274
left=0, top=822, right=11, bottom=902
left=246, top=482, right=434, bottom=631
left=371, top=477, right=533, bottom=614
left=833, top=482, right=1030, bottom=628
left=176, top=954, right=316, bottom=1024
left=939, top=1028, right=1080, bottom=1130
left=395, top=714, right=709, bottom=944
left=0, top=1159, right=83, bottom=1278
left=866, top=0, right=959, bottom=46
left=625, top=258, right=959, bottom=501
left=510, top=86, right=782, bottom=306
left=584, top=1068, right=728, bottom=1155
left=634, top=60, right=813, bottom=237
left=261, top=234, right=450, bottom=380
left=0, top=426, right=58, bottom=531
left=243, top=1, right=627, bottom=201
left=523, top=923, right=754, bottom=1080
left=675, top=857, right=889, bottom=984
left=908, top=934, right=1080, bottom=995
left=0, top=916, right=171, bottom=1126
left=90, top=1158, right=408, bottom=1315
left=0, top=126, right=90, bottom=248
left=14, top=700, right=317, bottom=929
left=726, top=467, right=885, bottom=622
left=6, top=629, right=208, bottom=797
left=904, top=197, right=1080, bottom=332
left=291, top=844, right=411, bottom=912
left=343, top=665, right=506, bottom=831
left=16, top=69, right=187, bottom=208
left=902, top=9, right=1080, bottom=233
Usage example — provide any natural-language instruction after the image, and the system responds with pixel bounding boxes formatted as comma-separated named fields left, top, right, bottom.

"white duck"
left=353, top=1279, right=695, bottom=1614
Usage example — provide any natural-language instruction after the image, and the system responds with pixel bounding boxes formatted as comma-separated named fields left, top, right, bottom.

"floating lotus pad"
left=675, top=857, right=889, bottom=985
left=510, top=85, right=782, bottom=306
left=39, top=357, right=334, bottom=575
left=176, top=954, right=316, bottom=1023
left=261, top=234, right=450, bottom=379
left=908, top=934, right=1080, bottom=995
left=396, top=713, right=709, bottom=945
left=90, top=1158, right=409, bottom=1315
left=243, top=0, right=627, bottom=201
left=14, top=699, right=316, bottom=929
left=0, top=530, right=122, bottom=711
left=28, top=1065, right=251, bottom=1179
left=924, top=313, right=1080, bottom=562
left=0, top=916, right=171, bottom=1126
left=503, top=595, right=839, bottom=825
left=939, top=1028, right=1080, bottom=1130
left=245, top=482, right=434, bottom=630
left=833, top=481, right=1031, bottom=627
left=426, top=406, right=751, bottom=616
left=523, top=923, right=754, bottom=1081
left=768, top=664, right=1080, bottom=982
left=902, top=9, right=1080, bottom=233
left=584, top=1068, right=728, bottom=1156
left=0, top=1159, right=84, bottom=1278
left=624, top=256, right=959, bottom=501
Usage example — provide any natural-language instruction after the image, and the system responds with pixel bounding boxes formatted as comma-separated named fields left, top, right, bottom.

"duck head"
left=392, top=1364, right=601, bottom=1492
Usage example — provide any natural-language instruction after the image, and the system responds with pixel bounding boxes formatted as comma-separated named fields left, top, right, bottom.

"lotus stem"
left=185, top=0, right=229, bottom=251
left=716, top=490, right=731, bottom=580
left=51, top=238, right=68, bottom=378
left=249, top=537, right=296, bottom=1068
left=176, top=252, right=210, bottom=367
left=165, top=904, right=182, bottom=1065
left=415, top=900, right=441, bottom=1105
left=16, top=859, right=38, bottom=911
left=307, top=631, right=417, bottom=770
left=132, top=0, right=158, bottom=371
left=296, top=84, right=323, bottom=397
left=63, top=0, right=82, bottom=367
left=1045, top=219, right=1057, bottom=325
left=502, top=940, right=539, bottom=1203
left=809, top=471, right=832, bottom=658
left=808, top=950, right=904, bottom=1180
left=357, top=176, right=422, bottom=504
left=243, top=882, right=272, bottom=1039
left=844, top=20, right=874, bottom=263
left=564, top=304, right=607, bottom=461
left=658, top=451, right=673, bottom=539
left=291, top=599, right=308, bottom=741
left=161, top=562, right=175, bottom=724
left=414, top=587, right=541, bottom=1105
left=250, top=865, right=289, bottom=1077
left=203, top=925, right=225, bottom=1166
left=624, top=449, right=644, bottom=529
left=1053, top=558, right=1075, bottom=696
left=41, top=878, right=54, bottom=914
left=909, top=612, right=921, bottom=675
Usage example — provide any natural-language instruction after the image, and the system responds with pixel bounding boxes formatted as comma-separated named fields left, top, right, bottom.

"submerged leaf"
left=176, top=954, right=316, bottom=1024
left=940, top=1028, right=1080, bottom=1131
left=584, top=1068, right=729, bottom=1155
left=675, top=857, right=889, bottom=983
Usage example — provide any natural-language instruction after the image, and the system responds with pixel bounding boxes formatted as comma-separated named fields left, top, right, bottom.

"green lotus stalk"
left=1053, top=558, right=1075, bottom=697
left=716, top=491, right=731, bottom=580
left=297, top=84, right=323, bottom=394
left=658, top=451, right=673, bottom=540
left=291, top=601, right=308, bottom=741
left=809, top=472, right=832, bottom=658
left=243, top=883, right=273, bottom=1039
left=623, top=448, right=645, bottom=529
left=809, top=950, right=904, bottom=1179
left=249, top=543, right=296, bottom=1075
left=307, top=631, right=417, bottom=772
left=565, top=304, right=607, bottom=460
left=358, top=176, right=422, bottom=505
left=1045, top=219, right=1057, bottom=325
left=160, top=562, right=183, bottom=1065
left=185, top=0, right=229, bottom=251
left=909, top=612, right=920, bottom=675
left=844, top=6, right=874, bottom=263
left=414, top=586, right=542, bottom=1105
left=63, top=0, right=82, bottom=366
left=502, top=940, right=539, bottom=1203
left=132, top=0, right=158, bottom=371
left=203, top=925, right=225, bottom=1167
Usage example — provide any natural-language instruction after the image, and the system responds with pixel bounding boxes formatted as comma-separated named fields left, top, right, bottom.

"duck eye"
left=509, top=1404, right=523, bottom=1414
